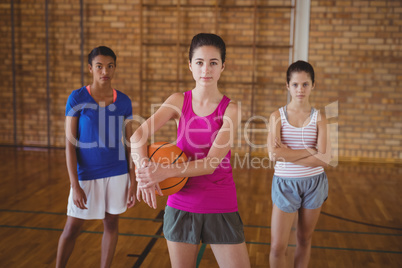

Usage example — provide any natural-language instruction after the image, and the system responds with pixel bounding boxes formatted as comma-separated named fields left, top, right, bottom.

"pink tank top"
left=167, top=90, right=238, bottom=213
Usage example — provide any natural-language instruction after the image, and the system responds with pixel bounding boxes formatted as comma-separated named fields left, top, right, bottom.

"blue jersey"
left=65, top=86, right=133, bottom=181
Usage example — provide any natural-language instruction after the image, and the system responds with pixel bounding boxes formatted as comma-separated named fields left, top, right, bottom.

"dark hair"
left=88, top=46, right=116, bottom=66
left=286, top=60, right=315, bottom=84
left=189, top=33, right=226, bottom=63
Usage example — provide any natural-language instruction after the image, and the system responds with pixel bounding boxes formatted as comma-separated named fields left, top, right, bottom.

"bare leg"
left=166, top=240, right=199, bottom=268
left=286, top=212, right=298, bottom=268
left=294, top=207, right=322, bottom=268
left=210, top=242, right=250, bottom=268
left=56, top=216, right=85, bottom=268
left=269, top=204, right=297, bottom=268
left=101, top=213, right=119, bottom=268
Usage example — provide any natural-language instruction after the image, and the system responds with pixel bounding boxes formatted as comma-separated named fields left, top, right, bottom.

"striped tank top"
left=274, top=106, right=324, bottom=178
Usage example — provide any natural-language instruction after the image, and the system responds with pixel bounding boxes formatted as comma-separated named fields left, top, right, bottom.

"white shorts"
left=67, top=173, right=130, bottom=220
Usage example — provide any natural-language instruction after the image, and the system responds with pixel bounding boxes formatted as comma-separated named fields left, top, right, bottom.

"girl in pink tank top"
left=168, top=90, right=238, bottom=213
left=131, top=33, right=250, bottom=268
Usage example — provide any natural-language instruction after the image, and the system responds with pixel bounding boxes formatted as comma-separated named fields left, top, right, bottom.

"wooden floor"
left=0, top=147, right=401, bottom=268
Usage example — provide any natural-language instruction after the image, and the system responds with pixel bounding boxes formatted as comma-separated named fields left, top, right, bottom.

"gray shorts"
left=163, top=206, right=245, bottom=245
left=271, top=172, right=328, bottom=213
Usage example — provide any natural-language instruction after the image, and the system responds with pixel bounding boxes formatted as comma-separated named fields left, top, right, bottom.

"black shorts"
left=163, top=206, right=245, bottom=245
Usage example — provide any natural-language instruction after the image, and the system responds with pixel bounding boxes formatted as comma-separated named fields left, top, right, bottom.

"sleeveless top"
left=274, top=106, right=324, bottom=178
left=167, top=90, right=238, bottom=213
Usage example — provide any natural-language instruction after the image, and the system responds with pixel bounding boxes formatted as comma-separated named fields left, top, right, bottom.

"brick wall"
left=0, top=0, right=141, bottom=147
left=309, top=0, right=402, bottom=162
left=1, top=0, right=401, bottom=162
left=1, top=1, right=50, bottom=146
left=0, top=2, right=13, bottom=144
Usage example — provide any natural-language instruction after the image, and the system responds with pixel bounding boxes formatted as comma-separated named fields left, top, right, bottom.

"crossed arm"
left=267, top=110, right=332, bottom=168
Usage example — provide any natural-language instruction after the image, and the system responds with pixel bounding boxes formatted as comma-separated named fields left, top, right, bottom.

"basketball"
left=147, top=142, right=188, bottom=195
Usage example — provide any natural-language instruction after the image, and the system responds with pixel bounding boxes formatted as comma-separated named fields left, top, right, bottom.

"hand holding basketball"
left=136, top=161, right=166, bottom=185
left=135, top=142, right=188, bottom=196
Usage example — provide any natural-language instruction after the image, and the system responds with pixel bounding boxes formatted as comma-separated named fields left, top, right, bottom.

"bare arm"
left=292, top=111, right=332, bottom=167
left=135, top=101, right=240, bottom=183
left=125, top=118, right=137, bottom=208
left=267, top=111, right=315, bottom=162
left=130, top=93, right=183, bottom=208
left=65, top=116, right=87, bottom=209
left=130, top=93, right=183, bottom=168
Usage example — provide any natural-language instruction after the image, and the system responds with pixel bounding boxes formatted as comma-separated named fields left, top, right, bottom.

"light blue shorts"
left=271, top=172, right=328, bottom=213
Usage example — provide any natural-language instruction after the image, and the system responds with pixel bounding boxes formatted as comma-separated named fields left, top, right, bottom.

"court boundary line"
left=131, top=210, right=165, bottom=268
left=0, top=224, right=401, bottom=255
left=321, top=211, right=402, bottom=231
left=1, top=209, right=401, bottom=237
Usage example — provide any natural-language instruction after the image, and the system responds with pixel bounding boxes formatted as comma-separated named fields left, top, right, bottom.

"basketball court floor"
left=0, top=147, right=401, bottom=267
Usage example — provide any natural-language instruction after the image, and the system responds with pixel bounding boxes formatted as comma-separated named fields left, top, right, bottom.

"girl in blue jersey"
left=268, top=60, right=332, bottom=268
left=56, top=46, right=137, bottom=268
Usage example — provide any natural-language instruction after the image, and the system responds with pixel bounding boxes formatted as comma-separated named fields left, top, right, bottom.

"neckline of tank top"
left=283, top=105, right=316, bottom=129
left=188, top=90, right=227, bottom=118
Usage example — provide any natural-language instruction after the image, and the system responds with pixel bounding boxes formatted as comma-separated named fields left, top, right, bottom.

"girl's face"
left=189, top=46, right=225, bottom=87
left=287, top=71, right=315, bottom=102
left=89, top=55, right=116, bottom=84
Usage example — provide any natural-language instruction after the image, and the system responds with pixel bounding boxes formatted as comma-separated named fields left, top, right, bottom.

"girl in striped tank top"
left=268, top=61, right=332, bottom=268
